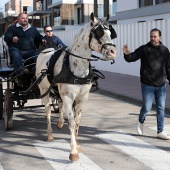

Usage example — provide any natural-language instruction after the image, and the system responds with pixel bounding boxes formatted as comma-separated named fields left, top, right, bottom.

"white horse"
left=36, top=13, right=117, bottom=161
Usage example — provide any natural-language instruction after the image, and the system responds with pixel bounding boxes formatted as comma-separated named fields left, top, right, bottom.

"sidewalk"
left=1, top=58, right=170, bottom=114
left=97, top=70, right=170, bottom=114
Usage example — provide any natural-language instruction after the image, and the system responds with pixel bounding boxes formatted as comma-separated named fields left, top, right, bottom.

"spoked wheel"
left=0, top=79, right=3, bottom=120
left=4, top=89, right=13, bottom=131
left=52, top=98, right=59, bottom=113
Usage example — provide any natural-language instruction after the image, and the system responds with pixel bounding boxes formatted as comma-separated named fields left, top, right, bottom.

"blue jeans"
left=139, top=83, right=166, bottom=133
left=9, top=47, right=38, bottom=75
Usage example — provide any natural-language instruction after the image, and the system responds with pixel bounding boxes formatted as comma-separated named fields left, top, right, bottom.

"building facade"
left=1, top=0, right=170, bottom=76
left=28, top=0, right=94, bottom=30
left=0, top=0, right=40, bottom=34
left=108, top=0, right=170, bottom=24
left=93, top=0, right=170, bottom=24
left=1, top=0, right=170, bottom=32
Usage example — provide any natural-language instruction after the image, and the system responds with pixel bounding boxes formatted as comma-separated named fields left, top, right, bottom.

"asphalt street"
left=0, top=93, right=170, bottom=170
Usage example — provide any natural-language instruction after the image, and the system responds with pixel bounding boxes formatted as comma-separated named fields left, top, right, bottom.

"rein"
left=58, top=45, right=115, bottom=63
left=39, top=21, right=116, bottom=98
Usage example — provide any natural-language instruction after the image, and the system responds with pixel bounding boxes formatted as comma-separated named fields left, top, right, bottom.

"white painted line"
left=96, top=131, right=170, bottom=170
left=34, top=139, right=102, bottom=170
left=0, top=163, right=4, bottom=170
left=150, top=125, right=170, bottom=135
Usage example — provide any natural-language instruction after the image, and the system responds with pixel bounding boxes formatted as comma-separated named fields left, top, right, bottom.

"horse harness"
left=39, top=49, right=94, bottom=98
left=46, top=49, right=94, bottom=85
left=40, top=20, right=116, bottom=98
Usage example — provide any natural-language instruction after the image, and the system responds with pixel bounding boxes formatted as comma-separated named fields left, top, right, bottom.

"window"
left=23, top=6, right=27, bottom=13
left=77, top=8, right=82, bottom=24
left=139, top=0, right=153, bottom=7
left=36, top=1, right=41, bottom=10
left=97, top=0, right=104, bottom=18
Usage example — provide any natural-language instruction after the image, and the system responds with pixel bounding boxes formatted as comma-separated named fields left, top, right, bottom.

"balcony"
left=52, top=0, right=78, bottom=5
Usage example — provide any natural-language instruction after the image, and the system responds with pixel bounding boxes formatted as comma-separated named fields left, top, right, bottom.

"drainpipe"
left=20, top=0, right=22, bottom=13
left=104, top=0, right=109, bottom=17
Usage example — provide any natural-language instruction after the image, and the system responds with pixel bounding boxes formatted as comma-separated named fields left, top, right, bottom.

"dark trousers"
left=9, top=47, right=38, bottom=75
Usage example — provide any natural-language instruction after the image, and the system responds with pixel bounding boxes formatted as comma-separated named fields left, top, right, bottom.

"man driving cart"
left=4, top=13, right=46, bottom=85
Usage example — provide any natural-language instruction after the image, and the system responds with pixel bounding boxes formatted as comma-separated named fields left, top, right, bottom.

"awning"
left=27, top=10, right=52, bottom=16
left=0, top=16, right=17, bottom=25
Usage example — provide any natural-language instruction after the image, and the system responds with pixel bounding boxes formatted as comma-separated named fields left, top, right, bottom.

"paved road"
left=97, top=70, right=170, bottom=114
left=0, top=93, right=170, bottom=170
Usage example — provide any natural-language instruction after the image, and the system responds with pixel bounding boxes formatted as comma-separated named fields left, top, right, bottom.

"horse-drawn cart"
left=0, top=40, right=103, bottom=131
left=0, top=40, right=62, bottom=130
left=0, top=12, right=118, bottom=161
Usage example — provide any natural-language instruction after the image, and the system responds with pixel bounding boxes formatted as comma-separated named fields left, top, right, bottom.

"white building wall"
left=51, top=19, right=170, bottom=77
left=117, top=0, right=138, bottom=12
left=117, top=13, right=170, bottom=25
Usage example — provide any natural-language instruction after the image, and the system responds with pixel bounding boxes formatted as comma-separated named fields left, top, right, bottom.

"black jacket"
left=124, top=42, right=170, bottom=87
left=4, top=24, right=44, bottom=51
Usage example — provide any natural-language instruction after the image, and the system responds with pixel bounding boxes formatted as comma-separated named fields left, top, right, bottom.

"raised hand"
left=122, top=44, right=130, bottom=55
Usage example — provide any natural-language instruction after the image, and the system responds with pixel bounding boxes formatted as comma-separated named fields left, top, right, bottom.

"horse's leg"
left=74, top=104, right=82, bottom=152
left=40, top=87, right=54, bottom=141
left=74, top=85, right=91, bottom=152
left=56, top=99, right=64, bottom=129
left=62, top=97, right=79, bottom=161
left=74, top=94, right=89, bottom=152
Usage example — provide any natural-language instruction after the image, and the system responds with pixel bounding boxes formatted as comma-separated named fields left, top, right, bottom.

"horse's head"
left=89, top=13, right=117, bottom=61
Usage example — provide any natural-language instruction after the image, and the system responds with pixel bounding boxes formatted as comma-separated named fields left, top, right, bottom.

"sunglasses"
left=46, top=30, right=53, bottom=32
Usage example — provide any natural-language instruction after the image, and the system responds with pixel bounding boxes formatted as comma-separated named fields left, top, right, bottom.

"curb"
left=97, top=88, right=170, bottom=115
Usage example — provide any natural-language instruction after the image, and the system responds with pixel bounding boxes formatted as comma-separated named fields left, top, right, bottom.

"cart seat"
left=0, top=67, right=14, bottom=77
left=2, top=35, right=13, bottom=68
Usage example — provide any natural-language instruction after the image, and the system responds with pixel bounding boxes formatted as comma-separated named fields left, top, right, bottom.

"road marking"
left=34, top=139, right=102, bottom=170
left=150, top=125, right=170, bottom=135
left=96, top=131, right=170, bottom=170
left=0, top=163, right=4, bottom=170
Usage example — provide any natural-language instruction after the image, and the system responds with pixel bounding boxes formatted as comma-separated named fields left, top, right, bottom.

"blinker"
left=93, top=25, right=104, bottom=39
left=109, top=25, right=117, bottom=39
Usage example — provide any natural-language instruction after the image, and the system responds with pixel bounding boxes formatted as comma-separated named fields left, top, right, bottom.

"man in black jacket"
left=122, top=28, right=170, bottom=140
left=4, top=13, right=46, bottom=77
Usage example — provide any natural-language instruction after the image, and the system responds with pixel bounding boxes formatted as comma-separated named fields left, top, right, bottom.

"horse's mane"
left=72, top=28, right=84, bottom=45
left=71, top=21, right=92, bottom=47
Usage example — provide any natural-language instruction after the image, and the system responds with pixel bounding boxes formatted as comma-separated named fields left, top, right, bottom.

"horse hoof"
left=69, top=153, right=79, bottom=161
left=47, top=136, right=54, bottom=141
left=77, top=145, right=81, bottom=152
left=56, top=122, right=63, bottom=129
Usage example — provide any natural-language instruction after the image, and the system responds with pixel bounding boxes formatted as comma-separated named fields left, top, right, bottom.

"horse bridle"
left=56, top=20, right=117, bottom=64
left=89, top=20, right=116, bottom=52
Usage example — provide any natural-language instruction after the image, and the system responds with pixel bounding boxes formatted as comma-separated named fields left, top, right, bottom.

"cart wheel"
left=52, top=99, right=59, bottom=113
left=0, top=80, right=3, bottom=120
left=4, top=89, right=13, bottom=130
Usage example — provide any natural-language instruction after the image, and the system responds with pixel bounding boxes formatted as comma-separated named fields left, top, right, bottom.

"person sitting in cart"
left=4, top=13, right=46, bottom=80
left=38, top=25, right=67, bottom=52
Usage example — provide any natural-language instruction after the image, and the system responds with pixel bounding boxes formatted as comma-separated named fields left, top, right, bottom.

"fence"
left=1, top=19, right=170, bottom=77
left=53, top=19, right=170, bottom=76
